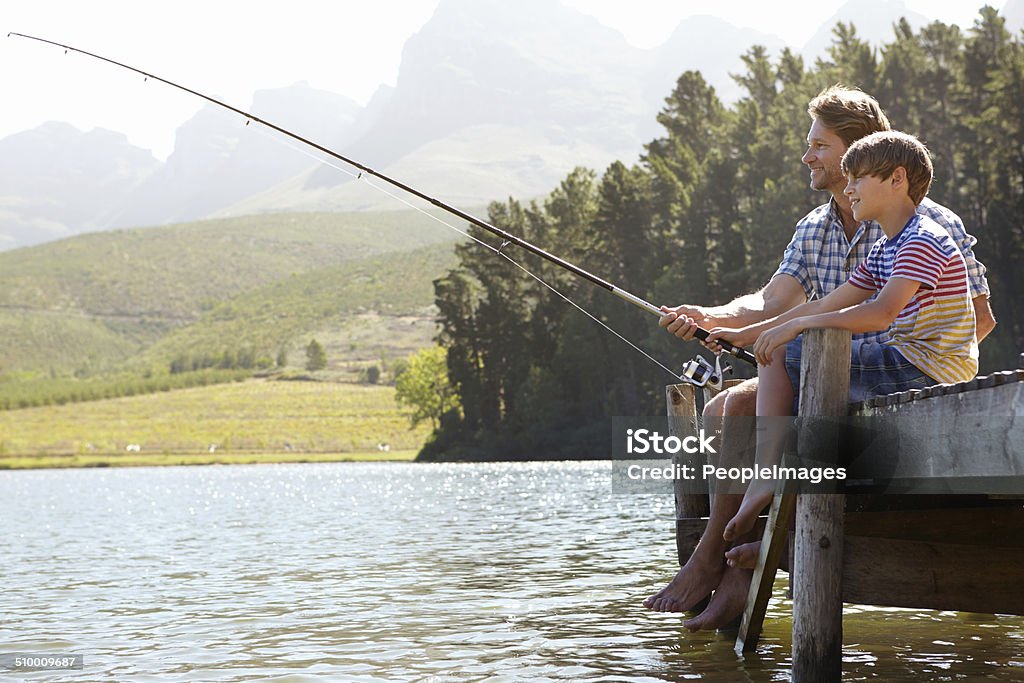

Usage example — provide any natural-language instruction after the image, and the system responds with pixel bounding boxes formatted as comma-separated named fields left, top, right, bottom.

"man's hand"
left=659, top=305, right=710, bottom=342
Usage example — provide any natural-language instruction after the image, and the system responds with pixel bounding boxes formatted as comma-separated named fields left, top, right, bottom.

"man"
left=643, top=85, right=995, bottom=631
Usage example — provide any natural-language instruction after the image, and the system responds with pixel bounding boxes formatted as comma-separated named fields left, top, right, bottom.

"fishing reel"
left=679, top=353, right=731, bottom=390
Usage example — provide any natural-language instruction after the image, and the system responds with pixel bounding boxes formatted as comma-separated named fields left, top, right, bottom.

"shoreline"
left=0, top=450, right=418, bottom=470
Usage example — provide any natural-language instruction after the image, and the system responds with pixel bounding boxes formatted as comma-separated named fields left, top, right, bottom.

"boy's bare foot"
left=643, top=554, right=725, bottom=613
left=724, top=541, right=761, bottom=569
left=683, top=564, right=753, bottom=631
left=722, top=488, right=773, bottom=542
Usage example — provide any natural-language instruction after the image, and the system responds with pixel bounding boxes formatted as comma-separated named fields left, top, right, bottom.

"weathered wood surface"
left=842, top=506, right=1024, bottom=614
left=667, top=383, right=708, bottom=523
left=844, top=506, right=1024, bottom=547
left=736, top=489, right=797, bottom=654
left=845, top=377, right=1024, bottom=486
left=854, top=369, right=1024, bottom=410
left=792, top=328, right=851, bottom=683
left=669, top=342, right=1023, bottom=677
left=842, top=536, right=1024, bottom=614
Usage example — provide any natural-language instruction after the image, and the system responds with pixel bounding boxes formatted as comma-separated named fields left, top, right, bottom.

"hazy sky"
left=1, top=0, right=992, bottom=159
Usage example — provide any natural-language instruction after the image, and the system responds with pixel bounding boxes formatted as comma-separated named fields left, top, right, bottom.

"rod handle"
left=690, top=327, right=758, bottom=366
left=614, top=288, right=757, bottom=366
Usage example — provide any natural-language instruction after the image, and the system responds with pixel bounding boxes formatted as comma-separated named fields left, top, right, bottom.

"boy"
left=707, top=130, right=978, bottom=539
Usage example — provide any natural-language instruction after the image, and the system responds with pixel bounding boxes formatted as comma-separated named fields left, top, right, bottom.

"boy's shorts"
left=784, top=335, right=934, bottom=411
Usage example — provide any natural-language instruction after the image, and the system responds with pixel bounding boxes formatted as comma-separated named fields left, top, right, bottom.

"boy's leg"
left=723, top=345, right=794, bottom=542
left=719, top=342, right=935, bottom=570
left=847, top=341, right=934, bottom=401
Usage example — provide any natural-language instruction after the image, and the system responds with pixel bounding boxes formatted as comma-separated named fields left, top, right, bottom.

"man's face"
left=801, top=119, right=848, bottom=194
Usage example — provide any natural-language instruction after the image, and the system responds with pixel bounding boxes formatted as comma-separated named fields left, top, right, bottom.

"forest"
left=424, top=9, right=1024, bottom=460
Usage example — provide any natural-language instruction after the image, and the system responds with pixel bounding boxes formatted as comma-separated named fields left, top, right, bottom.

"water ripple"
left=1, top=462, right=1021, bottom=681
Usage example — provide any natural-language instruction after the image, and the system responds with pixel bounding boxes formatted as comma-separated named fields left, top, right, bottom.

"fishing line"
left=246, top=122, right=687, bottom=380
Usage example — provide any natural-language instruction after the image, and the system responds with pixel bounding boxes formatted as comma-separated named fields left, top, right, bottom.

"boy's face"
left=802, top=119, right=848, bottom=194
left=843, top=173, right=890, bottom=222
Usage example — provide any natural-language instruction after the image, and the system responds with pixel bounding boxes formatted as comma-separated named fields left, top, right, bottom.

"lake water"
left=2, top=461, right=1022, bottom=681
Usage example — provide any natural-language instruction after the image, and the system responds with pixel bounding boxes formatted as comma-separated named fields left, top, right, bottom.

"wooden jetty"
left=667, top=328, right=1024, bottom=682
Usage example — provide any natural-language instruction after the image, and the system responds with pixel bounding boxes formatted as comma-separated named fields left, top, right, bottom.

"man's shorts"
left=784, top=335, right=934, bottom=411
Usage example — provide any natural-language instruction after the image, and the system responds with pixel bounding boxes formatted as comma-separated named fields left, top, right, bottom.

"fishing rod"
left=8, top=31, right=757, bottom=367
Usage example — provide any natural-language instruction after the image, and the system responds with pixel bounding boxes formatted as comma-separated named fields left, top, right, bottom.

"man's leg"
left=643, top=379, right=757, bottom=612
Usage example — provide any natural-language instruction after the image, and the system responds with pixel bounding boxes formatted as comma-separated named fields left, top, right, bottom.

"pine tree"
left=305, top=339, right=327, bottom=372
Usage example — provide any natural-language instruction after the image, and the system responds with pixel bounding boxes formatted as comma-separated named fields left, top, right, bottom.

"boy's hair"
left=841, top=131, right=934, bottom=205
left=808, top=84, right=891, bottom=146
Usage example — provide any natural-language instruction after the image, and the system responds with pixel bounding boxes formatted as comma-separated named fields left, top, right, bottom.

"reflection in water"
left=1, top=462, right=1022, bottom=681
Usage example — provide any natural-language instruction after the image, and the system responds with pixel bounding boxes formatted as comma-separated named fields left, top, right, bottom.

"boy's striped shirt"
left=848, top=214, right=978, bottom=384
left=773, top=197, right=989, bottom=345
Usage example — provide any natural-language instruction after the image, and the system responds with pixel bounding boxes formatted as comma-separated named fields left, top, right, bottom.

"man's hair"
left=808, top=84, right=891, bottom=146
left=841, top=131, right=934, bottom=205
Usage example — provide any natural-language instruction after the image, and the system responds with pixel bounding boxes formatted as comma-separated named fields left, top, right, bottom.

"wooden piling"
left=666, top=383, right=709, bottom=569
left=792, top=328, right=851, bottom=683
left=667, top=384, right=708, bottom=523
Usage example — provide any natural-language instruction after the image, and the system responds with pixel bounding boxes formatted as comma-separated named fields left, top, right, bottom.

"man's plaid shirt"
left=773, top=196, right=989, bottom=344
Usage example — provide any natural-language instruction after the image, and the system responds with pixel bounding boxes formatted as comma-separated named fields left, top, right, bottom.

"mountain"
left=1, top=0, right=1002, bottom=252
left=232, top=0, right=653, bottom=214
left=649, top=15, right=785, bottom=120
left=0, top=122, right=159, bottom=249
left=110, top=82, right=362, bottom=228
left=802, top=0, right=931, bottom=60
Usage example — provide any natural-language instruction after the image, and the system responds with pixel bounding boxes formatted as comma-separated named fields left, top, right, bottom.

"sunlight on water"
left=1, top=462, right=1022, bottom=681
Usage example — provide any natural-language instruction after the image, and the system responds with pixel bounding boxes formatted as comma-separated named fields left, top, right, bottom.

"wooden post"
left=792, top=328, right=850, bottom=683
left=667, top=384, right=708, bottom=522
left=667, top=384, right=708, bottom=567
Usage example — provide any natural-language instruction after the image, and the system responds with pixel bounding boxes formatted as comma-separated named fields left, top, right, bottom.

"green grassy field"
left=0, top=379, right=430, bottom=469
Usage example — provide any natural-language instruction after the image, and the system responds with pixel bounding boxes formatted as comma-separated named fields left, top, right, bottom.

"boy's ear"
left=890, top=166, right=908, bottom=190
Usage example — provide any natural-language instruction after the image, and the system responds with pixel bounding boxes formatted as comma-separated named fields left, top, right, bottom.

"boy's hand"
left=706, top=326, right=758, bottom=353
left=753, top=320, right=804, bottom=366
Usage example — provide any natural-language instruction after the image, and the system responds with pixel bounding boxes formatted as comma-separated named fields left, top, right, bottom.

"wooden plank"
left=735, top=489, right=797, bottom=654
left=792, top=328, right=851, bottom=683
left=844, top=506, right=1024, bottom=547
left=842, top=536, right=1024, bottom=614
left=847, top=382, right=1024, bottom=484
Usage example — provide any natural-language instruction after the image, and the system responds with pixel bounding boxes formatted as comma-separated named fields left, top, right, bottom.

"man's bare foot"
left=724, top=541, right=760, bottom=569
left=722, top=487, right=773, bottom=542
left=643, top=555, right=725, bottom=613
left=683, top=564, right=753, bottom=631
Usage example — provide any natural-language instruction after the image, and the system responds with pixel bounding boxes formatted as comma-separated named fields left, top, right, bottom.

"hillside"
left=134, top=241, right=460, bottom=374
left=0, top=209, right=467, bottom=379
